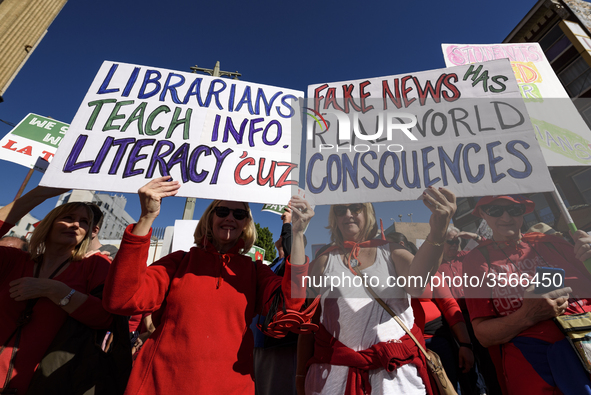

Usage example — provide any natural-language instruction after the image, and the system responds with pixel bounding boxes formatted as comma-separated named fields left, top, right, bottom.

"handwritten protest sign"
left=262, top=204, right=287, bottom=215
left=442, top=43, right=591, bottom=167
left=41, top=61, right=303, bottom=205
left=0, top=113, right=68, bottom=170
left=305, top=59, right=554, bottom=204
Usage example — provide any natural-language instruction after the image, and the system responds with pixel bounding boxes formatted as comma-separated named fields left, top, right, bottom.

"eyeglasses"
left=334, top=204, right=364, bottom=217
left=213, top=206, right=249, bottom=220
left=481, top=203, right=526, bottom=218
left=446, top=239, right=460, bottom=245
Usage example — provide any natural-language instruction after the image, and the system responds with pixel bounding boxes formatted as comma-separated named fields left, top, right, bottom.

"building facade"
left=453, top=0, right=591, bottom=235
left=0, top=0, right=68, bottom=101
left=57, top=190, right=135, bottom=241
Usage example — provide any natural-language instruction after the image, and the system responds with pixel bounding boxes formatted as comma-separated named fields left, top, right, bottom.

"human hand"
left=282, top=206, right=292, bottom=224
left=521, top=286, right=571, bottom=325
left=572, top=230, right=591, bottom=262
left=458, top=346, right=474, bottom=373
left=288, top=196, right=314, bottom=234
left=9, top=277, right=68, bottom=303
left=138, top=176, right=181, bottom=220
left=458, top=231, right=480, bottom=241
left=422, top=187, right=457, bottom=242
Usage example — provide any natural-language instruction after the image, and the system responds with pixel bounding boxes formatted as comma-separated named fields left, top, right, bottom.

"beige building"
left=454, top=0, right=591, bottom=235
left=0, top=0, right=68, bottom=101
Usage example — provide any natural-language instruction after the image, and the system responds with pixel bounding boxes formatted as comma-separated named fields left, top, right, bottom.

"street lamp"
left=398, top=215, right=403, bottom=222
left=408, top=213, right=413, bottom=223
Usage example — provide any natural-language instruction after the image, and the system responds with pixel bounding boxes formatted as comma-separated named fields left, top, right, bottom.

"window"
left=573, top=168, right=591, bottom=204
left=559, top=56, right=591, bottom=97
left=540, top=24, right=571, bottom=62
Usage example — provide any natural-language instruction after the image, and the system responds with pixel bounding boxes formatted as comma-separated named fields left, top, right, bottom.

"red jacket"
left=0, top=220, right=112, bottom=393
left=103, top=225, right=308, bottom=395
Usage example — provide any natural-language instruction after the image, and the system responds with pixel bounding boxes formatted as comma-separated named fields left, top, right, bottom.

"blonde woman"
left=103, top=177, right=313, bottom=395
left=0, top=186, right=113, bottom=393
left=297, top=187, right=456, bottom=395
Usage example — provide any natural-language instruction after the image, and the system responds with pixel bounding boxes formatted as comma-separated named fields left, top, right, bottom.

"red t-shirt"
left=464, top=233, right=591, bottom=343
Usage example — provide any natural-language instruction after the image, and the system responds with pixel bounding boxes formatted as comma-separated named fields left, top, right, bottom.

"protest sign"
left=245, top=245, right=266, bottom=262
left=305, top=59, right=554, bottom=204
left=262, top=204, right=287, bottom=215
left=0, top=113, right=68, bottom=169
left=442, top=43, right=591, bottom=167
left=171, top=219, right=199, bottom=252
left=41, top=61, right=303, bottom=205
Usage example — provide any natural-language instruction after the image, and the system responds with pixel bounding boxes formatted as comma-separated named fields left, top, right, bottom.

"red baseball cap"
left=472, top=195, right=535, bottom=218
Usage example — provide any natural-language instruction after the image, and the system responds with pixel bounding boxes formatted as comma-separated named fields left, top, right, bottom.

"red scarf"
left=307, top=323, right=434, bottom=395
left=320, top=239, right=390, bottom=275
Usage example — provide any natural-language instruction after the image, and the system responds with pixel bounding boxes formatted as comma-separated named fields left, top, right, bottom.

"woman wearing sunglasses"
left=102, top=177, right=313, bottom=395
left=297, top=186, right=457, bottom=395
left=463, top=195, right=591, bottom=395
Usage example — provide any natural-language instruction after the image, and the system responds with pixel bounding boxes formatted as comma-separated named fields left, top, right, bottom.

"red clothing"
left=464, top=233, right=591, bottom=343
left=418, top=272, right=465, bottom=339
left=0, top=221, right=113, bottom=393
left=463, top=233, right=591, bottom=393
left=103, top=225, right=309, bottom=395
left=438, top=250, right=470, bottom=311
left=308, top=323, right=433, bottom=395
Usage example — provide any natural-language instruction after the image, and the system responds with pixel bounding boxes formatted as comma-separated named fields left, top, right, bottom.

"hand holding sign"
left=288, top=195, right=314, bottom=235
left=421, top=186, right=457, bottom=243
left=134, top=176, right=181, bottom=236
left=281, top=206, right=292, bottom=224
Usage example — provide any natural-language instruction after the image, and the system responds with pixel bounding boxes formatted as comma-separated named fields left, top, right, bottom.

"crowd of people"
left=1, top=179, right=591, bottom=395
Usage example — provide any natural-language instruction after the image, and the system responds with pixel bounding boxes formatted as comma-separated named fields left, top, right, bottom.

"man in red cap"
left=462, top=195, right=591, bottom=395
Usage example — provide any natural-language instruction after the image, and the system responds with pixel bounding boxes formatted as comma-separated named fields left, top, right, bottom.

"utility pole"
left=181, top=62, right=241, bottom=220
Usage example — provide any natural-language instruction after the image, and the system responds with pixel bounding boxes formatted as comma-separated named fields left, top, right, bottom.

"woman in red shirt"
left=102, top=176, right=313, bottom=395
left=0, top=186, right=113, bottom=393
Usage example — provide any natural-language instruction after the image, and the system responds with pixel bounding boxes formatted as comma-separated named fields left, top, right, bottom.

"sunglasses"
left=213, top=206, right=249, bottom=220
left=334, top=204, right=364, bottom=217
left=481, top=203, right=526, bottom=218
left=446, top=239, right=460, bottom=245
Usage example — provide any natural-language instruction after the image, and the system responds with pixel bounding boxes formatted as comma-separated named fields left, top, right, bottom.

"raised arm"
left=391, top=187, right=456, bottom=296
left=288, top=195, right=314, bottom=266
left=133, top=176, right=180, bottom=236
left=102, top=176, right=180, bottom=315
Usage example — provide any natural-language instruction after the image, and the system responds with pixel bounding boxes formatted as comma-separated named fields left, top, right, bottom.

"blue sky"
left=0, top=0, right=537, bottom=254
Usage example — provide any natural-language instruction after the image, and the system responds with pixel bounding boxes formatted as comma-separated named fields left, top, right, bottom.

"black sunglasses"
left=481, top=203, right=526, bottom=218
left=446, top=239, right=460, bottom=245
left=334, top=204, right=364, bottom=217
left=213, top=206, right=249, bottom=220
